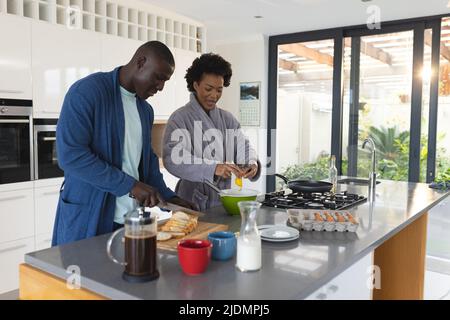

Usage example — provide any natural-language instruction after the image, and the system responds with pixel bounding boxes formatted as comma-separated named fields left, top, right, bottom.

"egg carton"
left=287, top=209, right=359, bottom=232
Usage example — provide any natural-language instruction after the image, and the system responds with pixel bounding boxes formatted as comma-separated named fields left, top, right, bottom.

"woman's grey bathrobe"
left=162, top=93, right=260, bottom=210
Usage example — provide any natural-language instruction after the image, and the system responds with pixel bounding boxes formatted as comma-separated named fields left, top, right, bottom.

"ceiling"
left=142, top=0, right=450, bottom=45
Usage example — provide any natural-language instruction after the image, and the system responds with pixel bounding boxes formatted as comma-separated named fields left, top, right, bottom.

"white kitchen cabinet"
left=100, top=36, right=198, bottom=119
left=35, top=232, right=53, bottom=251
left=0, top=13, right=32, bottom=99
left=306, top=251, right=374, bottom=300
left=150, top=48, right=198, bottom=119
left=100, top=34, right=174, bottom=118
left=32, top=20, right=102, bottom=118
left=0, top=185, right=34, bottom=244
left=173, top=48, right=199, bottom=108
left=100, top=34, right=143, bottom=72
left=34, top=184, right=60, bottom=237
left=147, top=75, right=176, bottom=119
left=0, top=237, right=35, bottom=294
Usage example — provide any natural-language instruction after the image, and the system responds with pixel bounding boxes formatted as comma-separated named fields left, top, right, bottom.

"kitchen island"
left=19, top=179, right=449, bottom=300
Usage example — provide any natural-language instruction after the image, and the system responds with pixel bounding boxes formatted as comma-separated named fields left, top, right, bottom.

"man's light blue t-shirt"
left=114, top=86, right=142, bottom=224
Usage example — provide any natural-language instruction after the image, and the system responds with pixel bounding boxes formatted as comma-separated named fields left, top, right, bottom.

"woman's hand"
left=242, top=164, right=259, bottom=179
left=214, top=164, right=244, bottom=179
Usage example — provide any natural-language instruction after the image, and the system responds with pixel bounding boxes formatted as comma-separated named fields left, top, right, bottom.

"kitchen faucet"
left=362, top=137, right=377, bottom=201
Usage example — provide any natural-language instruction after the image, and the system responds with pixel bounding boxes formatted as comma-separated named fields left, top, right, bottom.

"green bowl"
left=219, top=189, right=259, bottom=215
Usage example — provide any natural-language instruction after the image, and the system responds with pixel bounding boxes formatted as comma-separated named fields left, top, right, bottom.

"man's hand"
left=168, top=196, right=198, bottom=211
left=129, top=181, right=166, bottom=207
left=214, top=163, right=245, bottom=179
left=242, top=163, right=259, bottom=179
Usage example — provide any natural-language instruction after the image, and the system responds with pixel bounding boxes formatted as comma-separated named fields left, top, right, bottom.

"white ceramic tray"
left=287, top=209, right=359, bottom=233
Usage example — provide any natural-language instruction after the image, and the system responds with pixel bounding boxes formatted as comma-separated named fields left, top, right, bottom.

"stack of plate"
left=259, top=225, right=300, bottom=242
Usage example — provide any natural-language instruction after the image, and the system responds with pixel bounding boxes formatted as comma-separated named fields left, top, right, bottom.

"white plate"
left=261, top=234, right=299, bottom=243
left=257, top=224, right=276, bottom=230
left=144, top=207, right=172, bottom=224
left=260, top=226, right=299, bottom=240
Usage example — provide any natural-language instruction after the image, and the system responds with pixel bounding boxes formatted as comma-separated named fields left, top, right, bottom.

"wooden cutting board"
left=157, top=221, right=228, bottom=252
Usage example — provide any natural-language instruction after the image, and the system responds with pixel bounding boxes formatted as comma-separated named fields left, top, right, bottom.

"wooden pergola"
left=277, top=21, right=450, bottom=96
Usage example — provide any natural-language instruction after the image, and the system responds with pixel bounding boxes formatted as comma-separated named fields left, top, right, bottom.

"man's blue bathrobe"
left=52, top=67, right=176, bottom=246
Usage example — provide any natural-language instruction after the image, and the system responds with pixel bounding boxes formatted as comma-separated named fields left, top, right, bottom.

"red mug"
left=177, top=239, right=212, bottom=275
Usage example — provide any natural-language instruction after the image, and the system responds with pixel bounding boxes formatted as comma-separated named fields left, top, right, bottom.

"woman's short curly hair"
left=185, top=53, right=232, bottom=92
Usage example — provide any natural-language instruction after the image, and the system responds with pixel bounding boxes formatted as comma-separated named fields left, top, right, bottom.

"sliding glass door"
left=343, top=30, right=415, bottom=182
left=435, top=17, right=450, bottom=180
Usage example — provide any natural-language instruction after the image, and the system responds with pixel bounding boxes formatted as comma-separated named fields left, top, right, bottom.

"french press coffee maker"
left=107, top=206, right=159, bottom=283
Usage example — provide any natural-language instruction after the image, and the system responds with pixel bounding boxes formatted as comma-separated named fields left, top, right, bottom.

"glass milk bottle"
left=236, top=201, right=262, bottom=272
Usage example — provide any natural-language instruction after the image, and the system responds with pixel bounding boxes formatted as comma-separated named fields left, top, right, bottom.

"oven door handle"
left=0, top=89, right=24, bottom=94
left=0, top=119, right=30, bottom=124
left=39, top=136, right=56, bottom=142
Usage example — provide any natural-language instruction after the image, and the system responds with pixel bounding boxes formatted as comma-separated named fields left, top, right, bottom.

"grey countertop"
left=25, top=179, right=450, bottom=300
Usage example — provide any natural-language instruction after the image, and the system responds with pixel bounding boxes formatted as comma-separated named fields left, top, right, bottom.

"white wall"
left=212, top=35, right=268, bottom=193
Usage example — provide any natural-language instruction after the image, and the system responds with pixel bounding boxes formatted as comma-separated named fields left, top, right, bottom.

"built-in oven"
left=0, top=99, right=33, bottom=184
left=33, top=119, right=64, bottom=180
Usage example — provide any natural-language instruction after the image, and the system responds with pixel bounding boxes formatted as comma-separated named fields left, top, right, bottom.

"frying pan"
left=275, top=174, right=332, bottom=193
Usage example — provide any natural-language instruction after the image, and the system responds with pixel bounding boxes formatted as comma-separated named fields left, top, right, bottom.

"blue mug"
left=207, top=231, right=237, bottom=261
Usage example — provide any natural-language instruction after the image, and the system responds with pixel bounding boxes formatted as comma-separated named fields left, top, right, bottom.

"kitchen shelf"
left=95, top=0, right=105, bottom=16
left=56, top=5, right=65, bottom=24
left=82, top=0, right=93, bottom=13
left=117, top=4, right=126, bottom=21
left=117, top=21, right=127, bottom=38
left=7, top=0, right=23, bottom=15
left=106, top=2, right=115, bottom=19
left=23, top=0, right=37, bottom=19
left=38, top=2, right=51, bottom=22
left=128, top=23, right=137, bottom=40
left=82, top=12, right=94, bottom=31
left=69, top=0, right=81, bottom=10
left=106, top=17, right=116, bottom=35
left=147, top=13, right=155, bottom=28
left=127, top=7, right=137, bottom=24
left=137, top=10, right=145, bottom=26
left=0, top=0, right=205, bottom=53
left=95, top=16, right=105, bottom=33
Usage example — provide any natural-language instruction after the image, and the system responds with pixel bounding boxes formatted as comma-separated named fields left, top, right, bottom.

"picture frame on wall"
left=239, top=81, right=261, bottom=127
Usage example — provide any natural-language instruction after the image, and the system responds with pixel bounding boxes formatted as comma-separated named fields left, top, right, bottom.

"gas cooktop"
left=261, top=190, right=366, bottom=210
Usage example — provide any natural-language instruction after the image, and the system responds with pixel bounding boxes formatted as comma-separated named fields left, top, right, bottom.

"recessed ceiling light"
left=254, top=15, right=263, bottom=19
left=361, top=0, right=372, bottom=2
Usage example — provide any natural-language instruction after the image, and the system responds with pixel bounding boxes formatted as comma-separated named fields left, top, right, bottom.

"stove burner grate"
left=262, top=190, right=366, bottom=210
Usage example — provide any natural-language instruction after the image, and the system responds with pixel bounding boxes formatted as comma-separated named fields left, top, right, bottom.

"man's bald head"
left=132, top=41, right=175, bottom=68
left=123, top=41, right=175, bottom=100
